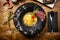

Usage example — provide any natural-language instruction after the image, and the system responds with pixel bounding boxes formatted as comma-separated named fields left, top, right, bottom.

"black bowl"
left=13, top=3, right=46, bottom=37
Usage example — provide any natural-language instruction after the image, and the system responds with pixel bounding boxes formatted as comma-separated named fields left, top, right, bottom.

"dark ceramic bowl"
left=13, top=3, right=46, bottom=37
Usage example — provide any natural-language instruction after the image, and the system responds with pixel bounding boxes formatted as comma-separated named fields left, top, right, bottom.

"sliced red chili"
left=8, top=6, right=13, bottom=9
left=32, top=16, right=35, bottom=19
left=6, top=0, right=10, bottom=6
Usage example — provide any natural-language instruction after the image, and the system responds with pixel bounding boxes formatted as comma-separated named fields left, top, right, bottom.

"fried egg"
left=23, top=12, right=37, bottom=26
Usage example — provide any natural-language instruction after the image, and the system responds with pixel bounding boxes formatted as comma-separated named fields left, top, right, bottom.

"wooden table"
left=0, top=0, right=60, bottom=40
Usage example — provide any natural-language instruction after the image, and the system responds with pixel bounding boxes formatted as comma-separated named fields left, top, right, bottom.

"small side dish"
left=43, top=0, right=55, bottom=4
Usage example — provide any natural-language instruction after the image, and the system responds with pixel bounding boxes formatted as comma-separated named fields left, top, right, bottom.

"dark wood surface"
left=0, top=0, right=60, bottom=40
